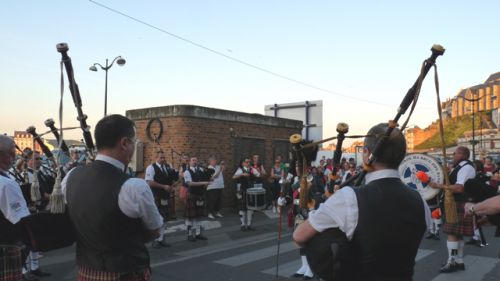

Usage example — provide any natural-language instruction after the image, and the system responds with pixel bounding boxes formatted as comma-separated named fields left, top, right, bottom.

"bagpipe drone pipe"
left=297, top=45, right=445, bottom=281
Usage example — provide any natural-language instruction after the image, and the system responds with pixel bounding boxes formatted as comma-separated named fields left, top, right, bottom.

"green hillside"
left=414, top=111, right=489, bottom=150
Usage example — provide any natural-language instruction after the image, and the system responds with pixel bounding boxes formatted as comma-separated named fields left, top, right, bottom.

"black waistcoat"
left=236, top=167, right=256, bottom=190
left=151, top=163, right=175, bottom=198
left=0, top=171, right=22, bottom=244
left=449, top=160, right=473, bottom=202
left=66, top=160, right=149, bottom=272
left=351, top=177, right=426, bottom=281
left=187, top=166, right=207, bottom=195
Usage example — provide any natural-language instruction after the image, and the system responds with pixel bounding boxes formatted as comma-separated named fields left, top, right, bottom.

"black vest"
left=236, top=167, right=256, bottom=190
left=449, top=160, right=473, bottom=202
left=351, top=177, right=426, bottom=281
left=187, top=166, right=207, bottom=195
left=66, top=160, right=149, bottom=272
left=151, top=163, right=175, bottom=198
left=0, top=171, right=22, bottom=244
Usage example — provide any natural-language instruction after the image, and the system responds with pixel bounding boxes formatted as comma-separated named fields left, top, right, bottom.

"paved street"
left=41, top=209, right=500, bottom=281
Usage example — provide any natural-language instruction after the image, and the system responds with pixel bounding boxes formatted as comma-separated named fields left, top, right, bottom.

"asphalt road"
left=40, top=209, right=500, bottom=281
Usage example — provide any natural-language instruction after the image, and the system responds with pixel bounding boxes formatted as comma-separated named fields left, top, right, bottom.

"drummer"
left=233, top=157, right=261, bottom=231
left=0, top=135, right=31, bottom=280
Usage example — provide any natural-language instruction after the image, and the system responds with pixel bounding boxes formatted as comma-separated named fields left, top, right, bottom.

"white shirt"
left=184, top=166, right=204, bottom=183
left=0, top=169, right=30, bottom=224
left=308, top=169, right=432, bottom=240
left=454, top=160, right=476, bottom=185
left=144, top=162, right=170, bottom=182
left=62, top=154, right=163, bottom=230
left=207, top=165, right=224, bottom=190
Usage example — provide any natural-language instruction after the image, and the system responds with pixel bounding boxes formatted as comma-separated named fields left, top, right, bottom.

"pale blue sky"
left=1, top=1, right=499, bottom=144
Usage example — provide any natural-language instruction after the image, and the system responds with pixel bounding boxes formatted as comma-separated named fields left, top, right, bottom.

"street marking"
left=262, top=259, right=301, bottom=277
left=415, top=249, right=434, bottom=261
left=164, top=220, right=221, bottom=234
left=215, top=241, right=297, bottom=267
left=259, top=249, right=435, bottom=278
left=261, top=209, right=280, bottom=219
left=430, top=255, right=499, bottom=281
left=151, top=233, right=292, bottom=268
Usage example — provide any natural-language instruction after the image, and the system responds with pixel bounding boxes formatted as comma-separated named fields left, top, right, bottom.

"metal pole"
left=104, top=58, right=109, bottom=116
left=472, top=98, right=475, bottom=161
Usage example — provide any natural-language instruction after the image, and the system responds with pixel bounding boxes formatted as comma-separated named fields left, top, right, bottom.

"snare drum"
left=246, top=186, right=266, bottom=211
left=0, top=245, right=23, bottom=281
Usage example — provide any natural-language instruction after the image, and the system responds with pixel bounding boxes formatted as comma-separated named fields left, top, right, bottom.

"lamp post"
left=457, top=94, right=484, bottom=160
left=89, top=56, right=126, bottom=116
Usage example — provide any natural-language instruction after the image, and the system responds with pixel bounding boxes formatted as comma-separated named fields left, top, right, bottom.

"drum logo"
left=398, top=154, right=443, bottom=200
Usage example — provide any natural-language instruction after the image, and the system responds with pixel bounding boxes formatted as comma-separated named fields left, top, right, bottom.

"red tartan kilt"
left=0, top=245, right=23, bottom=281
left=442, top=201, right=474, bottom=236
left=184, top=193, right=205, bottom=219
left=77, top=266, right=151, bottom=281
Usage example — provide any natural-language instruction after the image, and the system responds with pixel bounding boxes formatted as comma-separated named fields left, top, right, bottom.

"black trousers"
left=206, top=189, right=222, bottom=214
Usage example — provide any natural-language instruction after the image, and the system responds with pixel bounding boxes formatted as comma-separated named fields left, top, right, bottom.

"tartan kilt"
left=238, top=189, right=248, bottom=211
left=0, top=245, right=23, bottom=281
left=442, top=201, right=473, bottom=236
left=184, top=193, right=206, bottom=219
left=77, top=266, right=151, bottom=281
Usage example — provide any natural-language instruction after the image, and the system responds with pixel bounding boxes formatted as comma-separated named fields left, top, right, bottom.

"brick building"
left=126, top=104, right=303, bottom=213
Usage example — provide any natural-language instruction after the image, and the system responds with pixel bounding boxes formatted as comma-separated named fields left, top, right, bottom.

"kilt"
left=184, top=193, right=205, bottom=219
left=238, top=189, right=248, bottom=211
left=77, top=266, right=151, bottom=281
left=442, top=201, right=473, bottom=236
left=0, top=245, right=23, bottom=281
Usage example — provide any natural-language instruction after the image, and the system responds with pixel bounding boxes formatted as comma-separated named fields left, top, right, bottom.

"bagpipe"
left=464, top=177, right=500, bottom=235
left=293, top=45, right=445, bottom=281
left=16, top=42, right=99, bottom=253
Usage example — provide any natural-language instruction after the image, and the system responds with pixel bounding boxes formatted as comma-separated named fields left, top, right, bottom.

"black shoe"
left=433, top=234, right=440, bottom=240
left=158, top=241, right=171, bottom=247
left=440, top=262, right=458, bottom=273
left=292, top=273, right=304, bottom=277
left=188, top=235, right=196, bottom=242
left=29, top=269, right=51, bottom=277
left=303, top=276, right=313, bottom=280
left=246, top=226, right=255, bottom=231
left=241, top=225, right=247, bottom=231
left=196, top=234, right=208, bottom=240
left=23, top=272, right=39, bottom=281
left=465, top=238, right=479, bottom=245
left=455, top=263, right=465, bottom=270
left=152, top=241, right=162, bottom=249
left=425, top=233, right=435, bottom=239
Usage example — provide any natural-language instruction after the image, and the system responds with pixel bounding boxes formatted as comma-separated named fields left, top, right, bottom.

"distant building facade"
left=407, top=71, right=500, bottom=153
left=442, top=72, right=500, bottom=119
left=13, top=131, right=42, bottom=153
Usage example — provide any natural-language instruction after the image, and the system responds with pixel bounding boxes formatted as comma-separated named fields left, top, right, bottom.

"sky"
left=1, top=1, right=499, bottom=146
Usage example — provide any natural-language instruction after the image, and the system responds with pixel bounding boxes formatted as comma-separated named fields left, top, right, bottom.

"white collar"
left=364, top=169, right=400, bottom=184
left=96, top=154, right=125, bottom=171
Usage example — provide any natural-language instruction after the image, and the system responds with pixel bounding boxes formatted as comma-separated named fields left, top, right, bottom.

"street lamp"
left=89, top=56, right=126, bottom=116
left=456, top=94, right=484, bottom=160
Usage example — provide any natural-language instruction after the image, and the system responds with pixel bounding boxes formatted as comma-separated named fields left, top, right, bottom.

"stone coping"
left=126, top=104, right=303, bottom=129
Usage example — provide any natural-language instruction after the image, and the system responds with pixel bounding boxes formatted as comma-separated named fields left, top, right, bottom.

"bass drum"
left=398, top=154, right=444, bottom=201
